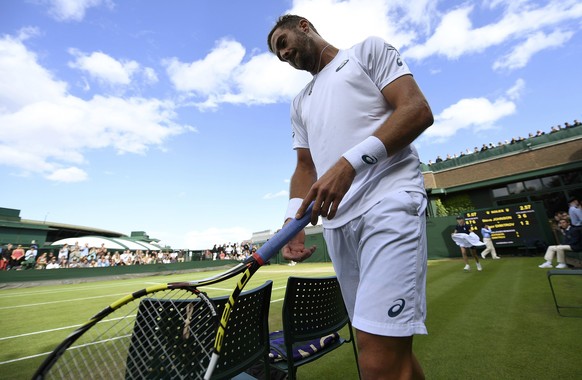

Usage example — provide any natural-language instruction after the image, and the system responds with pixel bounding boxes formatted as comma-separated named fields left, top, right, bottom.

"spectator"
left=69, top=257, right=81, bottom=268
left=88, top=246, right=97, bottom=261
left=9, top=245, right=25, bottom=269
left=568, top=196, right=582, bottom=227
left=97, top=243, right=107, bottom=257
left=70, top=241, right=81, bottom=261
left=1, top=243, right=13, bottom=270
left=22, top=245, right=38, bottom=269
left=46, top=257, right=60, bottom=269
left=36, top=252, right=48, bottom=269
left=538, top=218, right=582, bottom=269
left=80, top=243, right=90, bottom=259
left=58, top=244, right=69, bottom=263
left=480, top=224, right=500, bottom=259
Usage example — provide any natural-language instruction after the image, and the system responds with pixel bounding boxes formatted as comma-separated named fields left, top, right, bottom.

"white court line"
left=0, top=334, right=131, bottom=365
left=0, top=295, right=285, bottom=342
left=0, top=292, right=130, bottom=310
left=0, top=282, right=287, bottom=310
left=0, top=282, right=140, bottom=298
left=0, top=315, right=130, bottom=341
left=0, top=297, right=285, bottom=365
left=0, top=270, right=238, bottom=298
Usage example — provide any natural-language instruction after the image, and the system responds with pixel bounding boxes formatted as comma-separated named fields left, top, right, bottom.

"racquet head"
left=34, top=284, right=218, bottom=380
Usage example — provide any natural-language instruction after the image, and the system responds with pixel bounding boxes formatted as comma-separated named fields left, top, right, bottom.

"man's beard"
left=291, top=34, right=317, bottom=73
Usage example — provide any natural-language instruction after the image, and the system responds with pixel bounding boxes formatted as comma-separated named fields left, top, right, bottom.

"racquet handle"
left=252, top=202, right=314, bottom=265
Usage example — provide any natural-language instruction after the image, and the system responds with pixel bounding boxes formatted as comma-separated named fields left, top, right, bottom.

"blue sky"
left=1, top=0, right=581, bottom=249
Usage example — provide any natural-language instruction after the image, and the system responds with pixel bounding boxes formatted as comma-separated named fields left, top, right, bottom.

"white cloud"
left=163, top=0, right=443, bottom=109
left=142, top=67, right=159, bottom=85
left=45, top=167, right=88, bottom=182
left=506, top=78, right=525, bottom=101
left=423, top=80, right=524, bottom=140
left=185, top=226, right=252, bottom=250
left=45, top=0, right=112, bottom=22
left=157, top=1, right=581, bottom=110
left=68, top=49, right=140, bottom=85
left=0, top=33, right=191, bottom=182
left=290, top=0, right=419, bottom=49
left=0, top=33, right=68, bottom=113
left=165, top=39, right=246, bottom=94
left=263, top=190, right=289, bottom=200
left=493, top=30, right=574, bottom=70
left=404, top=1, right=582, bottom=63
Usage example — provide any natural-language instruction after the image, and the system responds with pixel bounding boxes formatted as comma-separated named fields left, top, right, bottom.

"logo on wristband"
left=361, top=154, right=378, bottom=165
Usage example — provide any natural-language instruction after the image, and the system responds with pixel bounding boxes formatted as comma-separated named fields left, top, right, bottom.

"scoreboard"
left=462, top=203, right=543, bottom=246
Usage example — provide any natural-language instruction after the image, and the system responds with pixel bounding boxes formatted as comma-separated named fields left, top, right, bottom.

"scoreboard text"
left=463, top=204, right=541, bottom=246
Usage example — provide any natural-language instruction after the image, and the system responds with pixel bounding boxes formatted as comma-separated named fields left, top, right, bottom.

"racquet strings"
left=44, top=287, right=216, bottom=380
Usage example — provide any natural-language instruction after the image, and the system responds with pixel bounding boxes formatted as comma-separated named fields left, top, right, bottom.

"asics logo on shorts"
left=387, top=298, right=406, bottom=318
left=361, top=154, right=378, bottom=165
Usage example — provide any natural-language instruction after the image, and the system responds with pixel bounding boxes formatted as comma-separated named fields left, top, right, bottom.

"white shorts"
left=324, top=191, right=428, bottom=337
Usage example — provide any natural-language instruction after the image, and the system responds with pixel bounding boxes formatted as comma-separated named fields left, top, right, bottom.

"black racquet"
left=32, top=203, right=313, bottom=380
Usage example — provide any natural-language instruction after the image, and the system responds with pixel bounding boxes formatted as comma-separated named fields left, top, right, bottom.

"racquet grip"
left=253, top=202, right=314, bottom=265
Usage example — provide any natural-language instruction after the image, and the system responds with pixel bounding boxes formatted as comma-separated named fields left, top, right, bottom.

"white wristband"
left=285, top=198, right=303, bottom=221
left=342, top=136, right=388, bottom=174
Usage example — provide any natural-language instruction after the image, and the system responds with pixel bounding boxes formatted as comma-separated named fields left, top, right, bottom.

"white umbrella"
left=51, top=236, right=161, bottom=251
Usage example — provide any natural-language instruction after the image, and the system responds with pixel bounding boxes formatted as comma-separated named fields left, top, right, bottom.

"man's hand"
left=296, top=157, right=356, bottom=225
left=282, top=228, right=316, bottom=262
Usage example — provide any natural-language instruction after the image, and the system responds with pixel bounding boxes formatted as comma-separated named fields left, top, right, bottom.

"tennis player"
left=268, top=15, right=433, bottom=379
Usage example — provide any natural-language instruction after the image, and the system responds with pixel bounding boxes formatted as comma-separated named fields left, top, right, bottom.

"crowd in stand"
left=0, top=239, right=259, bottom=271
left=0, top=241, right=186, bottom=270
left=202, top=242, right=256, bottom=261
left=427, top=119, right=582, bottom=165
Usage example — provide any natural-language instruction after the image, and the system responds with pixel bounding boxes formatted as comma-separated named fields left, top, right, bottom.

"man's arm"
left=374, top=74, right=433, bottom=153
left=282, top=148, right=318, bottom=262
left=296, top=74, right=433, bottom=222
left=288, top=148, right=318, bottom=201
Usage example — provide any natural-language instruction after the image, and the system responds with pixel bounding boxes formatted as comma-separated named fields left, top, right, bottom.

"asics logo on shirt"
left=336, top=59, right=349, bottom=72
left=385, top=43, right=403, bottom=66
left=362, top=154, right=378, bottom=165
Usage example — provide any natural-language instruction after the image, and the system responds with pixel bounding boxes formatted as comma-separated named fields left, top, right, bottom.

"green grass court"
left=1, top=257, right=581, bottom=379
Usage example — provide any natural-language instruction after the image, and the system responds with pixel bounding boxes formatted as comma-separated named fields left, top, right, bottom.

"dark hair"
left=267, top=14, right=319, bottom=53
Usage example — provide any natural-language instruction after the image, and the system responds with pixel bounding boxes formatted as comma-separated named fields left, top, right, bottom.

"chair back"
left=126, top=280, right=272, bottom=380
left=213, top=280, right=273, bottom=379
left=282, top=276, right=349, bottom=345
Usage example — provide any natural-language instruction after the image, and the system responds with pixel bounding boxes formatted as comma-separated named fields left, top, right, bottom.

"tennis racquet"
left=33, top=203, right=313, bottom=380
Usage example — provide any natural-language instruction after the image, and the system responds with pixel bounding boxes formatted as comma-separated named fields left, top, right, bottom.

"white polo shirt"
left=291, top=36, right=426, bottom=228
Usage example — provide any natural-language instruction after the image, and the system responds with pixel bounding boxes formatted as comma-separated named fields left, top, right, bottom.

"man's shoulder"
left=349, top=36, right=386, bottom=55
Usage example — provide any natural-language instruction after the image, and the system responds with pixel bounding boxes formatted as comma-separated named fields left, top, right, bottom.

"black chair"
left=269, top=276, right=360, bottom=379
left=547, top=269, right=582, bottom=318
left=126, top=280, right=273, bottom=380
left=212, top=280, right=273, bottom=380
